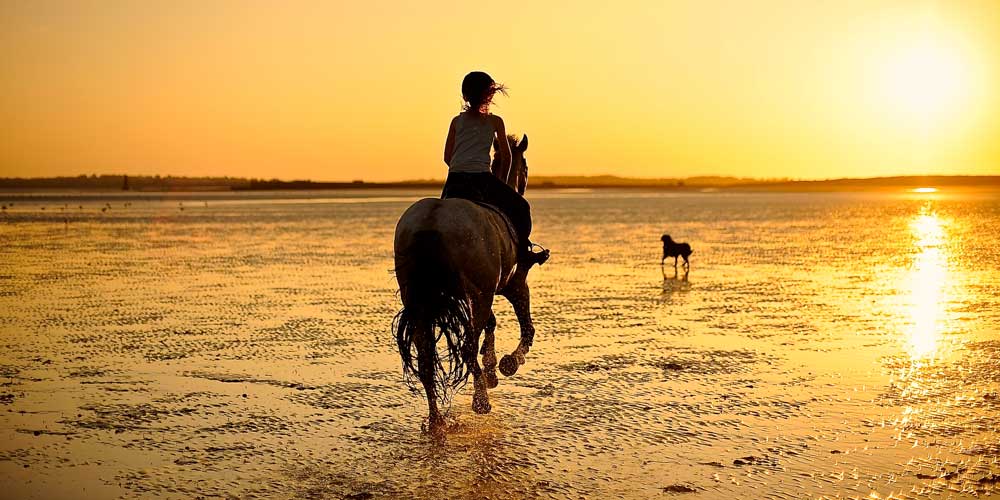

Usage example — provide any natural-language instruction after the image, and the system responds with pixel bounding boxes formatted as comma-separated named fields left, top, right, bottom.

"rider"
left=441, top=71, right=549, bottom=267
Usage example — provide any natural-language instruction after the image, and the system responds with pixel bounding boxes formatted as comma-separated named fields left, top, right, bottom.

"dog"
left=661, top=234, right=692, bottom=268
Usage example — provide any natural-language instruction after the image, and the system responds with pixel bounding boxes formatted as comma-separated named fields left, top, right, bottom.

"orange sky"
left=1, top=0, right=998, bottom=181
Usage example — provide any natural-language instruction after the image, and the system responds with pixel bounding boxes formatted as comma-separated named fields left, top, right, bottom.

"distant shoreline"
left=0, top=175, right=996, bottom=193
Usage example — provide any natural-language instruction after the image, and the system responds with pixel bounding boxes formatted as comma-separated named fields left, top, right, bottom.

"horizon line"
left=2, top=173, right=997, bottom=185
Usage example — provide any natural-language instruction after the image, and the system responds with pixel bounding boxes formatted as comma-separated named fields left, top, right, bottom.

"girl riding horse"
left=441, top=71, right=549, bottom=266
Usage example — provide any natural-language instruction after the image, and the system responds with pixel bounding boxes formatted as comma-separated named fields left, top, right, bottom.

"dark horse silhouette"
left=393, top=135, right=537, bottom=431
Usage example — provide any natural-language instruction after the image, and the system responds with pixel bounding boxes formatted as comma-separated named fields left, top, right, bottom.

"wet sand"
left=1, top=190, right=998, bottom=498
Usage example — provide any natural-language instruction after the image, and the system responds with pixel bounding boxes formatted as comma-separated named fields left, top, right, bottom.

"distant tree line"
left=0, top=174, right=996, bottom=191
left=0, top=175, right=251, bottom=190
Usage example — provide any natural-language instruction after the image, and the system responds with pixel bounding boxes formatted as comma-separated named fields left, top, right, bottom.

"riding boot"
left=518, top=242, right=550, bottom=267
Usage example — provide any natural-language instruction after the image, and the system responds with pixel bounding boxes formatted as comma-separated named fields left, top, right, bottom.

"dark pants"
left=441, top=172, right=532, bottom=249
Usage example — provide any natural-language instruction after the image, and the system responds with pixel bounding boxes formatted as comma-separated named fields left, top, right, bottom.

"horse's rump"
left=393, top=198, right=516, bottom=403
left=394, top=229, right=474, bottom=400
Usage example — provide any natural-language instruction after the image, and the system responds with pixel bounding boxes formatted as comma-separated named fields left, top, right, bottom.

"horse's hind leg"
left=414, top=326, right=444, bottom=430
left=480, top=312, right=499, bottom=389
left=499, top=280, right=534, bottom=377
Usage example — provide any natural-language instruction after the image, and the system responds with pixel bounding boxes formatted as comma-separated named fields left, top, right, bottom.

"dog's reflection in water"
left=661, top=266, right=691, bottom=298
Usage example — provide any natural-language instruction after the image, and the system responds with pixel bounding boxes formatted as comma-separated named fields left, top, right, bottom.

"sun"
left=879, top=40, right=971, bottom=123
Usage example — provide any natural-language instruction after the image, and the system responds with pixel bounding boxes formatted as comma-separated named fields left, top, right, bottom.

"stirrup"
left=524, top=243, right=550, bottom=266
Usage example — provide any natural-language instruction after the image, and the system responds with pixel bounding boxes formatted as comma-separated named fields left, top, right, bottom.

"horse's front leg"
left=499, top=280, right=534, bottom=377
left=466, top=345, right=491, bottom=414
left=467, top=301, right=493, bottom=414
left=479, top=312, right=499, bottom=388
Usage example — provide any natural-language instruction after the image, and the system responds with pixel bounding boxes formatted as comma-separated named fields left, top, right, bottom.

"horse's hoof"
left=472, top=397, right=492, bottom=415
left=425, top=414, right=446, bottom=435
left=484, top=371, right=499, bottom=388
left=499, top=355, right=519, bottom=377
left=482, top=353, right=497, bottom=371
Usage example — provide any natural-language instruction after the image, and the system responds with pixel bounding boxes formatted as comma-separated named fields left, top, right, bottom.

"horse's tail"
left=393, top=230, right=473, bottom=402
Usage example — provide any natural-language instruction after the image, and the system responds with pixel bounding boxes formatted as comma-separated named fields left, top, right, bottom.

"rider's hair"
left=462, top=71, right=507, bottom=115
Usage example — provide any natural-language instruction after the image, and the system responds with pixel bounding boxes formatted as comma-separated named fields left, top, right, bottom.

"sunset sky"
left=1, top=0, right=998, bottom=182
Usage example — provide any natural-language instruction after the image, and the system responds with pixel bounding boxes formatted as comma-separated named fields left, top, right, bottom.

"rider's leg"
left=497, top=182, right=549, bottom=265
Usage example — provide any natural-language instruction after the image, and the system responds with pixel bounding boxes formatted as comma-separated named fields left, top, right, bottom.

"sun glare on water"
left=905, top=212, right=948, bottom=360
left=912, top=187, right=938, bottom=193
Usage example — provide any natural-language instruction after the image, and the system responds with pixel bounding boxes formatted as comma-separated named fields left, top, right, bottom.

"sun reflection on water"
left=905, top=210, right=948, bottom=360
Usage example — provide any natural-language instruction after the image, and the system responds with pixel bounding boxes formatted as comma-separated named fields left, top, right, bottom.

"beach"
left=1, top=189, right=998, bottom=499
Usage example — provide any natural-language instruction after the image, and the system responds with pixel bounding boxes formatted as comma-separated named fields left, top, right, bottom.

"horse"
left=393, top=135, right=536, bottom=430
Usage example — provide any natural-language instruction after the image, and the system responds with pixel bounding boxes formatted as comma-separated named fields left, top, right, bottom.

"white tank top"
left=449, top=113, right=495, bottom=174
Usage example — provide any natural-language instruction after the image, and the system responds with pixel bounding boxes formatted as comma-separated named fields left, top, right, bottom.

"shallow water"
left=1, top=189, right=998, bottom=499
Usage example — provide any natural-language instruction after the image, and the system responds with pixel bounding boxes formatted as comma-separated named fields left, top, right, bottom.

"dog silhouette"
left=661, top=234, right=692, bottom=268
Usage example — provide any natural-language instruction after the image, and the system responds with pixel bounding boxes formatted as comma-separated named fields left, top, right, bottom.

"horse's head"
left=492, top=134, right=529, bottom=193
left=509, top=133, right=528, bottom=173
left=494, top=134, right=528, bottom=172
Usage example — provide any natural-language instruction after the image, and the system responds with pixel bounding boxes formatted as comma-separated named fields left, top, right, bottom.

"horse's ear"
left=518, top=134, right=528, bottom=152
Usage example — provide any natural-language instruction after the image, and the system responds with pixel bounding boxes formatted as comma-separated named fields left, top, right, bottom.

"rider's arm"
left=443, top=116, right=457, bottom=166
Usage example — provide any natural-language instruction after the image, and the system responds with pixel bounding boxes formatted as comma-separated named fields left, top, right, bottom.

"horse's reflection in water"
left=411, top=414, right=540, bottom=499
left=287, top=414, right=538, bottom=499
left=450, top=418, right=520, bottom=495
